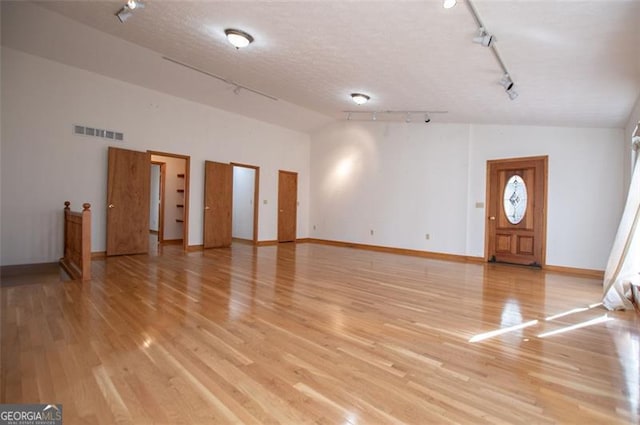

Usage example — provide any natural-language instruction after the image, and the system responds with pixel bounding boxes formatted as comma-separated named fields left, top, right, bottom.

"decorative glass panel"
left=503, top=175, right=527, bottom=224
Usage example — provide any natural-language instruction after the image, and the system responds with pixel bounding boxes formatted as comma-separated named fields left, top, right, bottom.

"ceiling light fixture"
left=500, top=74, right=518, bottom=100
left=473, top=27, right=494, bottom=47
left=465, top=0, right=520, bottom=101
left=443, top=0, right=457, bottom=9
left=350, top=93, right=370, bottom=105
left=225, top=29, right=254, bottom=49
left=500, top=74, right=514, bottom=91
left=115, top=0, right=144, bottom=23
left=342, top=110, right=447, bottom=123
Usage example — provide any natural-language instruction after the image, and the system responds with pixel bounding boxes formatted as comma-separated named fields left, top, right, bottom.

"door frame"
left=483, top=155, right=548, bottom=266
left=150, top=161, right=166, bottom=243
left=148, top=150, right=191, bottom=251
left=231, top=162, right=260, bottom=245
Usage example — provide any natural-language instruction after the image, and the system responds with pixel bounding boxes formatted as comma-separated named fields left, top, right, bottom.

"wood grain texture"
left=278, top=170, right=297, bottom=242
left=204, top=161, right=233, bottom=249
left=106, top=147, right=151, bottom=256
left=2, top=243, right=638, bottom=424
left=486, top=156, right=548, bottom=267
left=60, top=202, right=91, bottom=280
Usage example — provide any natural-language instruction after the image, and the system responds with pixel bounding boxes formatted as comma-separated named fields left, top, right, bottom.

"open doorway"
left=149, top=151, right=190, bottom=251
left=149, top=161, right=166, bottom=246
left=232, top=163, right=259, bottom=244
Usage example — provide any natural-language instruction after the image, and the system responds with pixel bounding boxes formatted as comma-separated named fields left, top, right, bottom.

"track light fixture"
left=342, top=110, right=446, bottom=123
left=463, top=0, right=521, bottom=101
left=500, top=74, right=514, bottom=91
left=443, top=0, right=457, bottom=9
left=350, top=93, right=370, bottom=105
left=473, top=27, right=494, bottom=47
left=225, top=29, right=254, bottom=49
left=500, top=74, right=518, bottom=100
left=115, top=0, right=144, bottom=23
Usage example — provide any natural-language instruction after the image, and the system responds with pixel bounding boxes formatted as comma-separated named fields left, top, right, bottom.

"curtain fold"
left=603, top=149, right=640, bottom=310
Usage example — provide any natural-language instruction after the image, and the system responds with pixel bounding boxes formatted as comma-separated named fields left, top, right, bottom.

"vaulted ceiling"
left=8, top=1, right=640, bottom=132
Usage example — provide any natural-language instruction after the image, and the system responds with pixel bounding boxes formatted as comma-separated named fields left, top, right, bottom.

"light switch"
left=475, top=202, right=485, bottom=208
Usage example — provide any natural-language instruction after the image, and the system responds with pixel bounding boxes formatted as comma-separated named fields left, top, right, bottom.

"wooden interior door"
left=278, top=170, right=298, bottom=242
left=203, top=161, right=233, bottom=248
left=106, top=147, right=151, bottom=256
left=486, top=156, right=547, bottom=266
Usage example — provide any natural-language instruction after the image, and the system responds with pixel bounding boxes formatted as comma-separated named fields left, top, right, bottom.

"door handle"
left=279, top=209, right=284, bottom=212
left=205, top=206, right=210, bottom=210
left=489, top=216, right=496, bottom=220
left=108, top=204, right=114, bottom=209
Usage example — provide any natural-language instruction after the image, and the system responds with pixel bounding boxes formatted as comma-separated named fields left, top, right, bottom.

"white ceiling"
left=14, top=1, right=640, bottom=131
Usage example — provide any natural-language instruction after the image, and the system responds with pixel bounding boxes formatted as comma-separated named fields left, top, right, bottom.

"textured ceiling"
left=21, top=1, right=640, bottom=129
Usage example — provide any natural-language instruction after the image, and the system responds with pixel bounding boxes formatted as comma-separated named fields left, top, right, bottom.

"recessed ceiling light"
left=443, top=0, right=457, bottom=9
left=225, top=29, right=254, bottom=49
left=350, top=93, right=370, bottom=105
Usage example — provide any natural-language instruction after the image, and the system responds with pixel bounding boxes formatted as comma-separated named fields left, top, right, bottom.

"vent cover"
left=74, top=124, right=124, bottom=142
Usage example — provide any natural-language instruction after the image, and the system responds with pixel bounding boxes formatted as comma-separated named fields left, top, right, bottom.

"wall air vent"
left=73, top=124, right=124, bottom=142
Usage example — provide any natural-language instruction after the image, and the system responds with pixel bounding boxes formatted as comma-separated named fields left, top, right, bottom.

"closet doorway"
left=149, top=151, right=190, bottom=251
left=232, top=163, right=259, bottom=244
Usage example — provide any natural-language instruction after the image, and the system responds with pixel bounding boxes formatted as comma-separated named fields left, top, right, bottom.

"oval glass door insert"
left=503, top=175, right=527, bottom=224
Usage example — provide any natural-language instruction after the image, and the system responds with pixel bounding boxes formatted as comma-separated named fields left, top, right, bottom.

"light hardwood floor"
left=1, top=243, right=638, bottom=424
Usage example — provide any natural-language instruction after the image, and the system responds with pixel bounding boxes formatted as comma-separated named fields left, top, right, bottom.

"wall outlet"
left=263, top=200, right=268, bottom=204
left=425, top=233, right=430, bottom=240
left=370, top=229, right=374, bottom=236
left=313, top=225, right=316, bottom=230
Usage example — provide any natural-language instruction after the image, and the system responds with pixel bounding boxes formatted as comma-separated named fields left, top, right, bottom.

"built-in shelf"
left=177, top=174, right=185, bottom=178
left=176, top=204, right=184, bottom=208
left=176, top=219, right=184, bottom=223
left=177, top=189, right=185, bottom=193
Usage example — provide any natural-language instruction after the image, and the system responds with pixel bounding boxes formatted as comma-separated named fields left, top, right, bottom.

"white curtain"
left=603, top=143, right=640, bottom=310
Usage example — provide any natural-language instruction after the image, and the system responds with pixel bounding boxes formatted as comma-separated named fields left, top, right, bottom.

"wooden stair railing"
left=60, top=201, right=91, bottom=281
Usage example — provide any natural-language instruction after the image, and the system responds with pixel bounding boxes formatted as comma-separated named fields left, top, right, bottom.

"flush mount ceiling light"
left=115, top=0, right=144, bottom=23
left=443, top=0, right=457, bottom=9
left=350, top=93, right=370, bottom=105
left=473, top=27, right=494, bottom=47
left=225, top=29, right=254, bottom=49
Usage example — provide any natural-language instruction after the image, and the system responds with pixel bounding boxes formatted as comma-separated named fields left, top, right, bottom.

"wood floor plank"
left=2, top=243, right=639, bottom=424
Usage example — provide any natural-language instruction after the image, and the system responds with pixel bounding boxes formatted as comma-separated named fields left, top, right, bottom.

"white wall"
left=232, top=166, right=256, bottom=240
left=310, top=122, right=470, bottom=254
left=310, top=121, right=625, bottom=270
left=149, top=164, right=160, bottom=232
left=151, top=155, right=186, bottom=241
left=0, top=48, right=310, bottom=265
